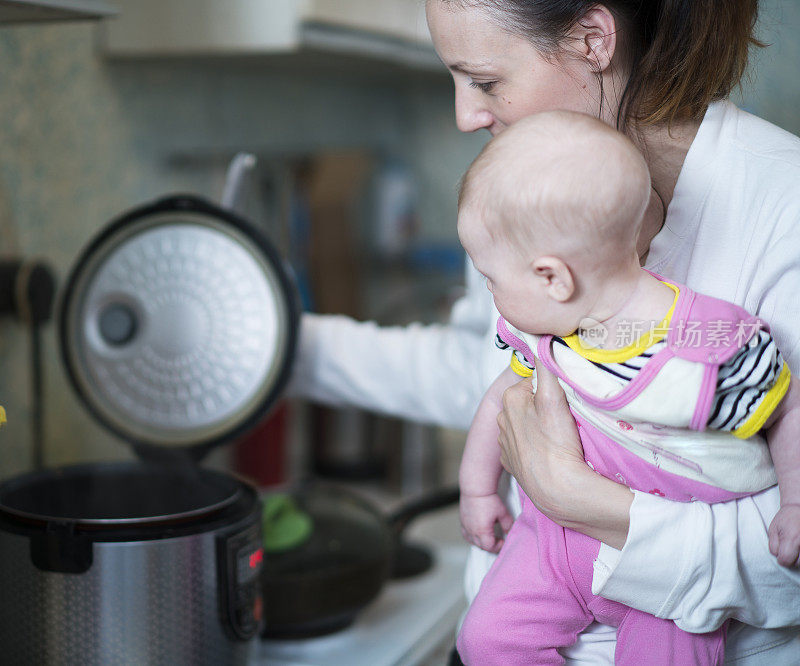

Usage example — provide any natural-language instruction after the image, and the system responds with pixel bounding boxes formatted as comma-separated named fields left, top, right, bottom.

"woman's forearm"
left=287, top=312, right=488, bottom=429
left=518, top=450, right=634, bottom=549
left=594, top=486, right=800, bottom=632
left=548, top=462, right=634, bottom=549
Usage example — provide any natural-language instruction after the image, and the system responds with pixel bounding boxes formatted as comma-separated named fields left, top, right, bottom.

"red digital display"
left=249, top=548, right=263, bottom=569
left=236, top=547, right=264, bottom=584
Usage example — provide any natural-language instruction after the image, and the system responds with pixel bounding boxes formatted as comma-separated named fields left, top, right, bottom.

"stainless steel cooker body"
left=0, top=463, right=264, bottom=666
left=0, top=500, right=260, bottom=665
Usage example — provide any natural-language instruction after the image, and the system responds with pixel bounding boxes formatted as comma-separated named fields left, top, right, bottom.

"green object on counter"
left=262, top=494, right=313, bottom=553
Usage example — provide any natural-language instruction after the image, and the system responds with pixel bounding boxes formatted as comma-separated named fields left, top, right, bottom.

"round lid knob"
left=98, top=303, right=138, bottom=346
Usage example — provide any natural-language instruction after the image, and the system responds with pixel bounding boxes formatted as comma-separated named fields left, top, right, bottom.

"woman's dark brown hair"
left=444, top=1, right=761, bottom=130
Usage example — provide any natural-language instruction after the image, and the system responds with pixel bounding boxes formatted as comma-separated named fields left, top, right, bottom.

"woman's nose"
left=454, top=86, right=494, bottom=133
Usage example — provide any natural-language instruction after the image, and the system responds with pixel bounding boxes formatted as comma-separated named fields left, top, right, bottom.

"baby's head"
left=457, top=110, right=651, bottom=336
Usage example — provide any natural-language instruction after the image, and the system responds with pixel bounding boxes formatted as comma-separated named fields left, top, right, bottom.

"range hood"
left=99, top=0, right=439, bottom=71
left=0, top=0, right=115, bottom=24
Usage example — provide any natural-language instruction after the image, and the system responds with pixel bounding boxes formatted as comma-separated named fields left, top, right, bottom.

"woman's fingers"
left=500, top=375, right=534, bottom=411
left=497, top=378, right=533, bottom=473
left=495, top=358, right=591, bottom=527
left=530, top=361, right=568, bottom=412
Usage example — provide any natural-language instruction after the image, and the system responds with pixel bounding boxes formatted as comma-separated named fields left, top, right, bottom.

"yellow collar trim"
left=562, top=281, right=680, bottom=363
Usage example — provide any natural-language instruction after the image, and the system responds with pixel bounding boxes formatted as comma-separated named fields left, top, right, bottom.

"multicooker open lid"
left=59, top=195, right=299, bottom=454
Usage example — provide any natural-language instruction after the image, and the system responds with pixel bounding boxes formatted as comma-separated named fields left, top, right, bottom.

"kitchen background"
left=0, top=0, right=799, bottom=481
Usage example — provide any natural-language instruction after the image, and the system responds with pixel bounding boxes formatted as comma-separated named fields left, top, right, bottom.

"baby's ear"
left=532, top=256, right=574, bottom=302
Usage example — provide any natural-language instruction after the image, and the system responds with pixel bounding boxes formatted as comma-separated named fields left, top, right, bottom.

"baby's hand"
left=768, top=504, right=800, bottom=567
left=459, top=493, right=514, bottom=553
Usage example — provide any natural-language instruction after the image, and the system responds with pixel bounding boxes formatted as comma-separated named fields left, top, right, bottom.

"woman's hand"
left=497, top=363, right=586, bottom=518
left=497, top=362, right=634, bottom=550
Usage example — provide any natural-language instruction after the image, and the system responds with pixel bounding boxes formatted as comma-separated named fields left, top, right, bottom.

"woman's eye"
left=469, top=80, right=497, bottom=94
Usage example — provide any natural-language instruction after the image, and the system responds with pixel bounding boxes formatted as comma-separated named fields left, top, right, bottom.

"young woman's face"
left=426, top=1, right=603, bottom=136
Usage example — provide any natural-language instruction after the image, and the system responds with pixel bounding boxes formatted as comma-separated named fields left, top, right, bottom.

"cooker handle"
left=29, top=522, right=93, bottom=574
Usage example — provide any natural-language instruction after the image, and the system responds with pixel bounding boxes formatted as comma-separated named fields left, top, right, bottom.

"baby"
left=455, top=111, right=800, bottom=665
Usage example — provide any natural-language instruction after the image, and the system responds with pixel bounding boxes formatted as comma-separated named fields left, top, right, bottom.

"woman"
left=289, top=0, right=800, bottom=662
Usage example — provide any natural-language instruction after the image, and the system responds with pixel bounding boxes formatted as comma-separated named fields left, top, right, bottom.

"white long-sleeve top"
left=288, top=101, right=800, bottom=663
left=288, top=257, right=503, bottom=429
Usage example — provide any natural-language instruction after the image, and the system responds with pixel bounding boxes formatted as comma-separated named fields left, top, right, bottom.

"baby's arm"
left=459, top=366, right=520, bottom=553
left=764, top=374, right=800, bottom=566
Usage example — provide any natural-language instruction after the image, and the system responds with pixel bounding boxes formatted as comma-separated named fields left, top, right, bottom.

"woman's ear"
left=568, top=5, right=617, bottom=73
left=532, top=256, right=575, bottom=303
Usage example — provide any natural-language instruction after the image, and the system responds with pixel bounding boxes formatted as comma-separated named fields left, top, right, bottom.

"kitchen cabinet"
left=0, top=0, right=114, bottom=23
left=100, top=0, right=438, bottom=69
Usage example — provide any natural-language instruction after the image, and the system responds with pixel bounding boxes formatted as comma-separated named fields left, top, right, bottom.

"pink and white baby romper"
left=457, top=275, right=790, bottom=666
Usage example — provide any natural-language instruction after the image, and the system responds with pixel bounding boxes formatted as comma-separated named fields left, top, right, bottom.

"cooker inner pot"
left=0, top=463, right=241, bottom=524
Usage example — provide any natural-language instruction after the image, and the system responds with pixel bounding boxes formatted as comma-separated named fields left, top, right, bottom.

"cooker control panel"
left=218, top=524, right=264, bottom=641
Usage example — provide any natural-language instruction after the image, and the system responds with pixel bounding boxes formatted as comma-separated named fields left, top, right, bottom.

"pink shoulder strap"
left=662, top=283, right=765, bottom=366
left=650, top=270, right=766, bottom=429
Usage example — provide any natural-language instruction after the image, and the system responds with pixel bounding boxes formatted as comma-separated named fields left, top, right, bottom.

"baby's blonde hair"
left=459, top=111, right=651, bottom=272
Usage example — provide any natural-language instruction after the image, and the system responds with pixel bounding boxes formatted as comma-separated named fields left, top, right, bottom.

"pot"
left=260, top=483, right=460, bottom=639
left=0, top=194, right=299, bottom=665
left=0, top=462, right=262, bottom=664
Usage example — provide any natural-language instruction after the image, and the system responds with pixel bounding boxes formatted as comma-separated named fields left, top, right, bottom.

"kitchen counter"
left=255, top=505, right=467, bottom=666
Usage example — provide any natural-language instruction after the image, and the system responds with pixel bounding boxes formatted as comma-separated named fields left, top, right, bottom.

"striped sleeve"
left=706, top=329, right=791, bottom=438
left=497, top=333, right=534, bottom=377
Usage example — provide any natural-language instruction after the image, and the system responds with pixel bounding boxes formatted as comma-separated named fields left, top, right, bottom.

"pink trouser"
left=457, top=414, right=735, bottom=665
left=456, top=488, right=727, bottom=665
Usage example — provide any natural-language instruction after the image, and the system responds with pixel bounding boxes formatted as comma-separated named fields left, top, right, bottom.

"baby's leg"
left=457, top=493, right=594, bottom=665
left=614, top=610, right=727, bottom=666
